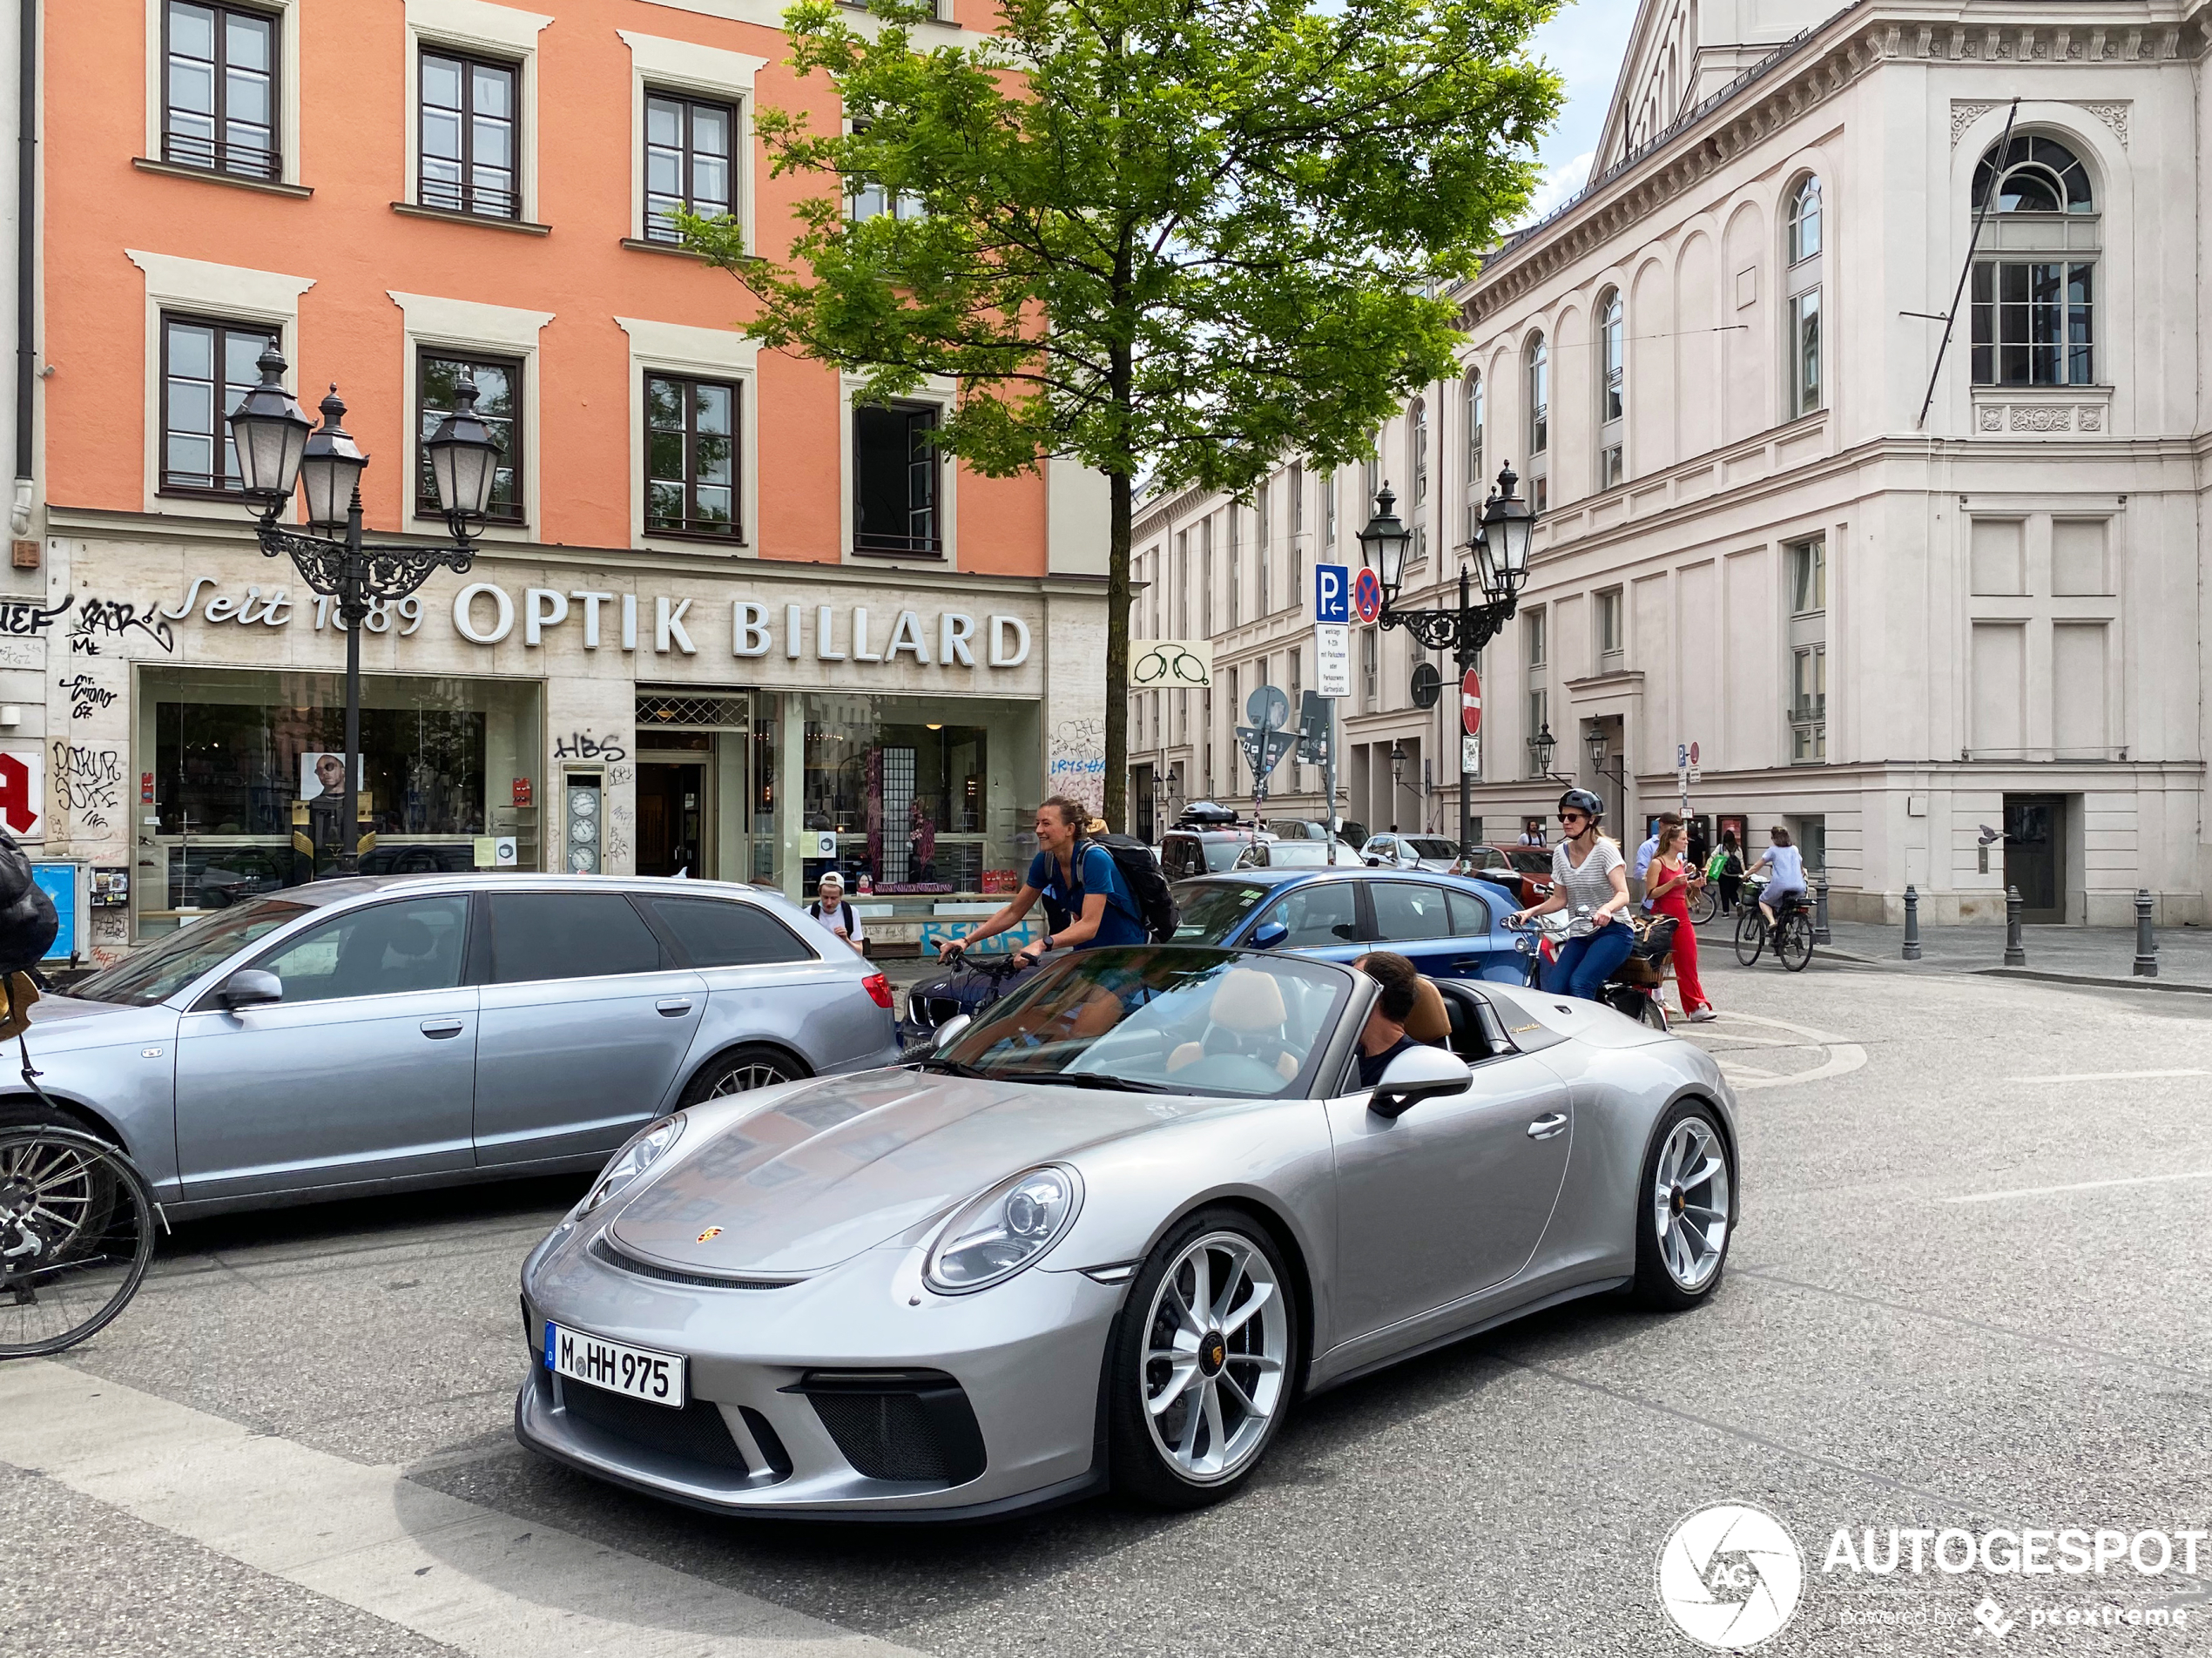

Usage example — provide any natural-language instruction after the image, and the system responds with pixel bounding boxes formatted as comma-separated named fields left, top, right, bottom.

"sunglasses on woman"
left=1561, top=812, right=1588, bottom=826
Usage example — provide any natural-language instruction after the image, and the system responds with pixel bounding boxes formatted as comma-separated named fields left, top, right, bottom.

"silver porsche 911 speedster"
left=516, top=944, right=1738, bottom=1518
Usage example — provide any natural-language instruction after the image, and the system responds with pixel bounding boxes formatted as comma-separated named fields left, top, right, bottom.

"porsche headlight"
left=924, top=1165, right=1082, bottom=1294
left=578, top=1115, right=685, bottom=1215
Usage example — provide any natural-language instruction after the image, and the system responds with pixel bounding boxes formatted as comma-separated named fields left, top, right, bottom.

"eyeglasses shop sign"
left=160, top=576, right=1034, bottom=671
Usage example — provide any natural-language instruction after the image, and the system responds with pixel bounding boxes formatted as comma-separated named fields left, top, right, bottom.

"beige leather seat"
left=1405, top=975, right=1451, bottom=1045
left=1168, top=967, right=1300, bottom=1081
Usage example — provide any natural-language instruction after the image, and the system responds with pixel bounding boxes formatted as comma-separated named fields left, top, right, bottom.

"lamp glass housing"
left=226, top=343, right=312, bottom=503
left=1356, top=486, right=1412, bottom=597
left=426, top=374, right=502, bottom=519
left=299, top=387, right=369, bottom=529
left=1479, top=463, right=1536, bottom=597
left=1529, top=724, right=1556, bottom=776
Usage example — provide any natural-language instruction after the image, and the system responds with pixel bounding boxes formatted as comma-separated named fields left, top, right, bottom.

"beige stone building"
left=1133, top=0, right=2212, bottom=926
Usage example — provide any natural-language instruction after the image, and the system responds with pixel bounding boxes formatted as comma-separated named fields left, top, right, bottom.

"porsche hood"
left=606, top=1068, right=1216, bottom=1276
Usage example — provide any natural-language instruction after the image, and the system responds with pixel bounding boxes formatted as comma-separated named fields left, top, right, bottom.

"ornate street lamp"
left=1359, top=463, right=1541, bottom=853
left=1527, top=722, right=1560, bottom=780
left=229, top=346, right=497, bottom=873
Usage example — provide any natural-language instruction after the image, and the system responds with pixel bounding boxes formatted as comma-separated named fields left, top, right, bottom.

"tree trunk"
left=1103, top=464, right=1131, bottom=834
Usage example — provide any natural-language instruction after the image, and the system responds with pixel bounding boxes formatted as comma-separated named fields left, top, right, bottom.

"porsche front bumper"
left=516, top=1220, right=1126, bottom=1519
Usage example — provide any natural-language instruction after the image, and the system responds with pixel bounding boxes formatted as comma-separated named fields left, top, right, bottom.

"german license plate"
left=544, top=1322, right=686, bottom=1408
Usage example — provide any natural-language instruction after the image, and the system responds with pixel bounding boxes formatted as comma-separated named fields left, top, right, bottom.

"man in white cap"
left=808, top=871, right=866, bottom=954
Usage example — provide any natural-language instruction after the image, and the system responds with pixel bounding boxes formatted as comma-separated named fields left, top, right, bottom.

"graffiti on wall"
left=1048, top=719, right=1106, bottom=814
left=68, top=598, right=176, bottom=657
left=58, top=674, right=118, bottom=720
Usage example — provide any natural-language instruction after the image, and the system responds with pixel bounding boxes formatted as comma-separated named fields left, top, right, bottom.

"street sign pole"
left=1456, top=566, right=1476, bottom=853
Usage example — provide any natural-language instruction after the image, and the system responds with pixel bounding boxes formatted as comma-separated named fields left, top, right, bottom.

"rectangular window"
left=164, top=2, right=279, bottom=179
left=1600, top=444, right=1623, bottom=489
left=1596, top=589, right=1623, bottom=660
left=1971, top=262, right=2094, bottom=386
left=161, top=314, right=277, bottom=495
left=1788, top=287, right=1823, bottom=417
left=1201, top=520, right=1213, bottom=636
left=1525, top=687, right=1550, bottom=778
left=1256, top=485, right=1272, bottom=614
left=421, top=51, right=519, bottom=219
left=1531, top=475, right=1549, bottom=514
left=1524, top=605, right=1546, bottom=669
left=1359, top=625, right=1378, bottom=710
left=1789, top=537, right=1826, bottom=615
left=1227, top=509, right=1241, bottom=626
left=645, top=374, right=741, bottom=539
left=1791, top=644, right=1827, bottom=762
left=853, top=402, right=940, bottom=556
left=644, top=93, right=734, bottom=242
left=1324, top=471, right=1337, bottom=545
left=418, top=352, right=522, bottom=522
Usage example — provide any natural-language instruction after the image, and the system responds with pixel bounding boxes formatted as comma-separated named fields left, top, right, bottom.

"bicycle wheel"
left=0, top=1127, right=158, bottom=1358
left=1777, top=912, right=1816, bottom=973
left=1689, top=886, right=1717, bottom=927
left=1733, top=907, right=1766, bottom=966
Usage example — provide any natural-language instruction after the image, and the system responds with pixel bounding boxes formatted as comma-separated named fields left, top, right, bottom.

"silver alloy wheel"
left=1140, top=1230, right=1288, bottom=1484
left=1651, top=1117, right=1730, bottom=1291
left=705, top=1061, right=793, bottom=1098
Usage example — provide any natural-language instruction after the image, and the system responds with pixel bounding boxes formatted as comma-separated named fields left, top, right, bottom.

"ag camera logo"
left=1657, top=1502, right=1805, bottom=1651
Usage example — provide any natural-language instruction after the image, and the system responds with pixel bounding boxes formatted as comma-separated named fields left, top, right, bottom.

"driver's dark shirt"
left=1358, top=1033, right=1419, bottom=1088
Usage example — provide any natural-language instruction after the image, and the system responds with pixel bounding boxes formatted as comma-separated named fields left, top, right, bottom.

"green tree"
left=683, top=0, right=1561, bottom=830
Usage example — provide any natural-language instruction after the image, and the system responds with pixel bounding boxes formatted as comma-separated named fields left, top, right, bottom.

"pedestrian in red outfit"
left=1646, top=821, right=1715, bottom=1022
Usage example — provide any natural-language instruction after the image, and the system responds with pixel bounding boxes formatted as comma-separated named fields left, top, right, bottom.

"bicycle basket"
left=1629, top=914, right=1678, bottom=962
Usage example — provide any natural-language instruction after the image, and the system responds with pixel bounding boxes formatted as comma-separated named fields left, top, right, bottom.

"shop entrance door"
left=2004, top=795, right=2067, bottom=923
left=637, top=761, right=708, bottom=877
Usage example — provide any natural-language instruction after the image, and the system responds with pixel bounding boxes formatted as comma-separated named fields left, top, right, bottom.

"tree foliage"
left=683, top=0, right=1561, bottom=826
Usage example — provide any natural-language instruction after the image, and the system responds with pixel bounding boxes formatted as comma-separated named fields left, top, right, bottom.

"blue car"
left=898, top=866, right=1532, bottom=1048
left=1169, top=867, right=1533, bottom=982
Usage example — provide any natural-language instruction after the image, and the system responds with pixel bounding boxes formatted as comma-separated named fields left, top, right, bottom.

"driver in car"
left=1351, top=953, right=1420, bottom=1087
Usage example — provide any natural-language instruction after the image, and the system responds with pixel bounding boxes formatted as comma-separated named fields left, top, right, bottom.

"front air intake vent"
left=789, top=1369, right=987, bottom=1486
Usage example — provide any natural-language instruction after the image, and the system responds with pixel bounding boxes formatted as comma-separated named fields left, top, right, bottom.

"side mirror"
left=1368, top=1046, right=1473, bottom=1119
left=931, top=1014, right=972, bottom=1050
left=219, top=968, right=283, bottom=1011
left=1249, top=920, right=1288, bottom=949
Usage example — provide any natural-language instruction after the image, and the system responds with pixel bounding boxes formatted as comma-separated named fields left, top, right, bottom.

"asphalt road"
left=5, top=947, right=2210, bottom=1656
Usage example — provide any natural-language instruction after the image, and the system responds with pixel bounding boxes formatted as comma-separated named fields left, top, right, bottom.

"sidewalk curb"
left=1695, top=930, right=2212, bottom=995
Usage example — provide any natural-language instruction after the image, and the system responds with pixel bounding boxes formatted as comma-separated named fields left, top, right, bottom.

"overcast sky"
left=1516, top=0, right=1639, bottom=224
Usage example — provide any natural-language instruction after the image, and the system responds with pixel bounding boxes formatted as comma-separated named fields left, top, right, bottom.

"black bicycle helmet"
left=1557, top=788, right=1604, bottom=823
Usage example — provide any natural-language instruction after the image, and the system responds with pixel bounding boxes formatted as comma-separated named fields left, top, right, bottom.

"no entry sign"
left=1461, top=668, right=1482, bottom=736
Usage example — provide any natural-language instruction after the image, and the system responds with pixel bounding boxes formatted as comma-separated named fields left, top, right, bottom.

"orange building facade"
left=15, top=0, right=1107, bottom=961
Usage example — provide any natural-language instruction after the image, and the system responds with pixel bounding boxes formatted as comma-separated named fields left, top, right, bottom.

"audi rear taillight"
left=862, top=972, right=894, bottom=1009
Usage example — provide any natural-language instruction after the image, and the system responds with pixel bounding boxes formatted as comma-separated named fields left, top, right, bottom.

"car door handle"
left=656, top=998, right=694, bottom=1016
left=420, top=1019, right=465, bottom=1039
left=1526, top=1112, right=1568, bottom=1140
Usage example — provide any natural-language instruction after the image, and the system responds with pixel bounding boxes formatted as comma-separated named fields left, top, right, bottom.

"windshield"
left=71, top=899, right=312, bottom=1008
left=940, top=947, right=1349, bottom=1099
left=1406, top=839, right=1458, bottom=859
left=1259, top=841, right=1332, bottom=866
left=1173, top=882, right=1269, bottom=943
left=1202, top=840, right=1245, bottom=872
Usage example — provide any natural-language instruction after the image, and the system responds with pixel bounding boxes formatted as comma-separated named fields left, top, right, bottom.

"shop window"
left=160, top=313, right=276, bottom=495
left=417, top=352, right=521, bottom=522
left=853, top=401, right=941, bottom=556
left=489, top=893, right=664, bottom=981
left=164, top=1, right=279, bottom=180
left=646, top=374, right=740, bottom=539
left=649, top=896, right=814, bottom=966
left=142, top=667, right=542, bottom=928
left=644, top=92, right=734, bottom=243
left=420, top=50, right=519, bottom=219
left=250, top=896, right=470, bottom=1003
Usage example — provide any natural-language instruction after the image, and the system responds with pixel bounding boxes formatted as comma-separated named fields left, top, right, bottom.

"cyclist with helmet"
left=1505, top=789, right=1637, bottom=1001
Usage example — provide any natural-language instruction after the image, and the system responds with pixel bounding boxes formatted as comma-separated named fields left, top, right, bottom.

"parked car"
left=1458, top=843, right=1556, bottom=907
left=518, top=945, right=1738, bottom=1517
left=1170, top=866, right=1530, bottom=983
left=0, top=875, right=902, bottom=1217
left=1160, top=823, right=1268, bottom=880
left=1359, top=833, right=1463, bottom=873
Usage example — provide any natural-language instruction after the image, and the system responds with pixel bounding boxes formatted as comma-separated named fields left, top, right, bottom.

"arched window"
left=1465, top=370, right=1483, bottom=475
left=1973, top=134, right=2094, bottom=214
left=1595, top=288, right=1624, bottom=489
left=1784, top=175, right=1824, bottom=419
left=1970, top=134, right=2099, bottom=387
left=1525, top=334, right=1548, bottom=455
left=1787, top=175, right=1822, bottom=264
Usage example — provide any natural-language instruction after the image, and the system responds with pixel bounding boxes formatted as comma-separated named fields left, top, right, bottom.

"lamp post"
left=1358, top=463, right=1539, bottom=853
left=1389, top=739, right=1407, bottom=822
left=227, top=344, right=499, bottom=874
left=1527, top=722, right=1562, bottom=781
left=1585, top=724, right=1626, bottom=823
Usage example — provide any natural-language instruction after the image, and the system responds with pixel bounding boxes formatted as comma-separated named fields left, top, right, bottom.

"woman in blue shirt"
left=937, top=796, right=1148, bottom=967
left=1748, top=826, right=1807, bottom=943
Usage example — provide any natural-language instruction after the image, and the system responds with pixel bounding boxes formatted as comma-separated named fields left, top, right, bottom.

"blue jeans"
left=1545, top=923, right=1635, bottom=1001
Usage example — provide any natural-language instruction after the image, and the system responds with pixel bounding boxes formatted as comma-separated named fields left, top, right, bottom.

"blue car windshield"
left=940, top=947, right=1350, bottom=1099
left=71, top=899, right=310, bottom=1008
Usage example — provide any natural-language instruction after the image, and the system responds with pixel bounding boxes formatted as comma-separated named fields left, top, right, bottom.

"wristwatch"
left=1040, top=933, right=1054, bottom=954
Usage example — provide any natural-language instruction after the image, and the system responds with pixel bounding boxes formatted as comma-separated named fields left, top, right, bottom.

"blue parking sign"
left=1314, top=563, right=1350, bottom=625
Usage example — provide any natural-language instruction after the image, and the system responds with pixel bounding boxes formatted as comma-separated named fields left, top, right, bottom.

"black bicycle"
left=1732, top=878, right=1814, bottom=972
left=0, top=1121, right=159, bottom=1358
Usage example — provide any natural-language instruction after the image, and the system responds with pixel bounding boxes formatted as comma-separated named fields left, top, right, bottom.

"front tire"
left=1633, top=1102, right=1734, bottom=1311
left=678, top=1045, right=808, bottom=1105
left=1732, top=907, right=1765, bottom=966
left=1107, top=1208, right=1298, bottom=1509
left=1689, top=886, right=1718, bottom=927
left=1777, top=912, right=1815, bottom=972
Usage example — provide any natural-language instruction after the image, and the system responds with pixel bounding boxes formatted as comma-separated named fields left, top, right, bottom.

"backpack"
left=1089, top=832, right=1180, bottom=943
